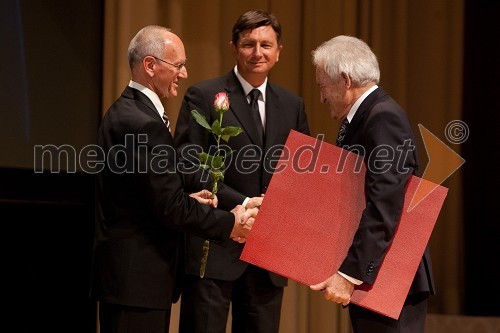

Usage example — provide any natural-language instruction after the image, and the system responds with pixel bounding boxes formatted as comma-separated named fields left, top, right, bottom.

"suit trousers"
left=99, top=302, right=171, bottom=333
left=348, top=293, right=429, bottom=333
left=179, top=265, right=284, bottom=333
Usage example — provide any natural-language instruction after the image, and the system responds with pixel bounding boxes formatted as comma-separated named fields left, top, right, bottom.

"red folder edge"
left=240, top=130, right=448, bottom=319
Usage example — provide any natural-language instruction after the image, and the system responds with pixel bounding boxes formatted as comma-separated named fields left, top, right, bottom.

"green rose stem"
left=191, top=92, right=242, bottom=278
left=200, top=240, right=210, bottom=278
left=201, top=111, right=222, bottom=278
left=210, top=110, right=223, bottom=198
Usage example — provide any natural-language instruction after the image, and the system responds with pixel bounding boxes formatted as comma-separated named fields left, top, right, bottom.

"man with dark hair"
left=174, top=10, right=309, bottom=333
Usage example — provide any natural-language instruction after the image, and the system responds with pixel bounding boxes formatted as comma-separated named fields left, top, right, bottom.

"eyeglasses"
left=152, top=56, right=186, bottom=72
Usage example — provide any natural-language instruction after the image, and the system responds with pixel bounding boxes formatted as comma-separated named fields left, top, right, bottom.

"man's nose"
left=253, top=45, right=262, bottom=57
left=179, top=66, right=188, bottom=79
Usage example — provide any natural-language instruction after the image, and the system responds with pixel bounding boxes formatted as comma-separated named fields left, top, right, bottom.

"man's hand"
left=241, top=207, right=259, bottom=222
left=310, top=273, right=355, bottom=306
left=189, top=189, right=217, bottom=208
left=245, top=194, right=265, bottom=209
left=229, top=205, right=259, bottom=243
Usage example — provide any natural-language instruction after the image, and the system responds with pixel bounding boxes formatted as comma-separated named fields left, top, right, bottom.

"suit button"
left=366, top=261, right=374, bottom=275
left=263, top=185, right=268, bottom=189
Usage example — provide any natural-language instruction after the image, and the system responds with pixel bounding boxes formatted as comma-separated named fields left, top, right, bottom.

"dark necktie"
left=336, top=118, right=349, bottom=147
left=248, top=89, right=264, bottom=142
left=162, top=111, right=171, bottom=133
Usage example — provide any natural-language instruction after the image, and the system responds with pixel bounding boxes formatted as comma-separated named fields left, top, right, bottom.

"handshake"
left=189, top=190, right=264, bottom=243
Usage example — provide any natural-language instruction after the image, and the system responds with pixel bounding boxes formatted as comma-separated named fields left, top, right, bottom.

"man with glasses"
left=91, top=25, right=256, bottom=333
left=152, top=55, right=187, bottom=72
left=175, top=11, right=310, bottom=333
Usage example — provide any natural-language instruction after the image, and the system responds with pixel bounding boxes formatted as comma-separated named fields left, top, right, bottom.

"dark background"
left=1, top=1, right=103, bottom=332
left=462, top=0, right=500, bottom=316
left=1, top=0, right=498, bottom=332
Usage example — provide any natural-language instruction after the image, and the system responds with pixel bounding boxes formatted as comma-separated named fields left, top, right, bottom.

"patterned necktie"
left=248, top=89, right=264, bottom=142
left=162, top=112, right=171, bottom=133
left=336, top=118, right=349, bottom=147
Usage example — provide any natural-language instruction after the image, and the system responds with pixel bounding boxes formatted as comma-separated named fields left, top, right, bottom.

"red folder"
left=240, top=130, right=448, bottom=319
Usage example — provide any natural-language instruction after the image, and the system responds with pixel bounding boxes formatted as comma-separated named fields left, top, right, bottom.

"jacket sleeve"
left=339, top=105, right=417, bottom=284
left=131, top=116, right=235, bottom=242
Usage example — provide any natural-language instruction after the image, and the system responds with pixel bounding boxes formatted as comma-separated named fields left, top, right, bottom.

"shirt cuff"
left=338, top=271, right=363, bottom=285
left=242, top=197, right=250, bottom=208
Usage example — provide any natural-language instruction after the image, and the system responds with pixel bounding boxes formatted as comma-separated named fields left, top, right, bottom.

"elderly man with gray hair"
left=310, top=35, right=434, bottom=333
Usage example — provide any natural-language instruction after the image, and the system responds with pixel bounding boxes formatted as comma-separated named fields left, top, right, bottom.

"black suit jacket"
left=338, top=87, right=435, bottom=296
left=174, top=70, right=310, bottom=286
left=91, top=86, right=235, bottom=310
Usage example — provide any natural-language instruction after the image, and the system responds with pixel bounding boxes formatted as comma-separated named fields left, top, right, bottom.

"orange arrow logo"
left=408, top=124, right=465, bottom=211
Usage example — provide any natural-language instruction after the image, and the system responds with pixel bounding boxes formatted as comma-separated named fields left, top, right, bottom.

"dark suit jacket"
left=91, top=86, right=235, bottom=310
left=174, top=70, right=310, bottom=287
left=338, top=87, right=435, bottom=296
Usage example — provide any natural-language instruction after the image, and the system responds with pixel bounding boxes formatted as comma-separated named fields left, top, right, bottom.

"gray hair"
left=312, top=35, right=380, bottom=86
left=127, top=25, right=172, bottom=69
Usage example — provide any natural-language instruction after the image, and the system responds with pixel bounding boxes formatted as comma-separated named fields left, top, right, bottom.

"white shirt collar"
left=234, top=66, right=267, bottom=102
left=346, top=85, right=378, bottom=123
left=128, top=80, right=165, bottom=118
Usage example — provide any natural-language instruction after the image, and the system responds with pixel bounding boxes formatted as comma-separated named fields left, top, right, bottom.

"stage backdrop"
left=101, top=0, right=465, bottom=332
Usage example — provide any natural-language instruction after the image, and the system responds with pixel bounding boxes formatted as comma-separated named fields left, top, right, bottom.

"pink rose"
left=214, top=92, right=230, bottom=113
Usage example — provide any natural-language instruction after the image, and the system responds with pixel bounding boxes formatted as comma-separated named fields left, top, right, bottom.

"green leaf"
left=211, top=155, right=223, bottom=169
left=211, top=170, right=224, bottom=182
left=191, top=110, right=211, bottom=131
left=211, top=120, right=223, bottom=136
left=198, top=152, right=209, bottom=164
left=222, top=126, right=244, bottom=136
left=199, top=153, right=223, bottom=171
left=224, top=150, right=235, bottom=158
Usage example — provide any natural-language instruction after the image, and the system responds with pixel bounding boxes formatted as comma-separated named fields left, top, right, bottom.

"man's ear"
left=276, top=44, right=283, bottom=62
left=229, top=41, right=237, bottom=57
left=341, top=72, right=351, bottom=87
left=143, top=56, right=155, bottom=76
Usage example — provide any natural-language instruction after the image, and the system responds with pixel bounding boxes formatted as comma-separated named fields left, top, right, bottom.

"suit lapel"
left=344, top=87, right=387, bottom=145
left=122, top=86, right=160, bottom=120
left=224, top=72, right=263, bottom=146
left=263, top=84, right=281, bottom=149
left=122, top=86, right=173, bottom=142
